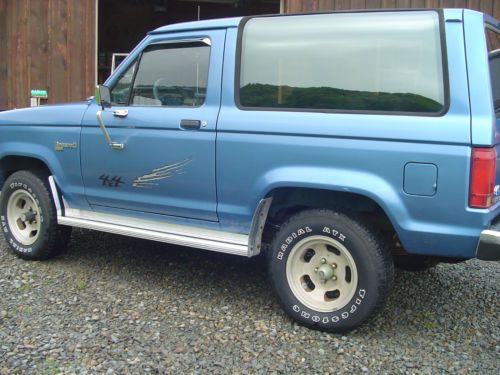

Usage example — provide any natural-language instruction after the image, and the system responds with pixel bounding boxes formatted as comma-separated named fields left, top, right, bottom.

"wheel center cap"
left=21, top=211, right=37, bottom=223
left=317, top=264, right=334, bottom=281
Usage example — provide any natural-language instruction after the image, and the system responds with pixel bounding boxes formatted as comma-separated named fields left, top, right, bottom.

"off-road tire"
left=0, top=170, right=71, bottom=260
left=268, top=209, right=394, bottom=333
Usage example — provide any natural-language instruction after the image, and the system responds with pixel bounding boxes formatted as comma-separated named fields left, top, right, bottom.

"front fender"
left=0, top=135, right=87, bottom=209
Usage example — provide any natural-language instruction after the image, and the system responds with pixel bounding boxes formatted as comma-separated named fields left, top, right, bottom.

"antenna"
left=197, top=6, right=201, bottom=21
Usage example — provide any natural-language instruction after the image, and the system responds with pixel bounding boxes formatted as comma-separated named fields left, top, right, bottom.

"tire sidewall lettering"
left=290, top=288, right=367, bottom=325
left=277, top=225, right=346, bottom=262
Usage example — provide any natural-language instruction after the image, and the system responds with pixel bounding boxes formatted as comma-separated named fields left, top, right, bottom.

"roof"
left=149, top=17, right=242, bottom=35
left=149, top=9, right=499, bottom=35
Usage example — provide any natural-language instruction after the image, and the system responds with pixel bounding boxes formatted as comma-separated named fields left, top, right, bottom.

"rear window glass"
left=239, top=11, right=446, bottom=114
left=486, top=27, right=500, bottom=117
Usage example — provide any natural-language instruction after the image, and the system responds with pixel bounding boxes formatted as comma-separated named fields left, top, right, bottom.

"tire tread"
left=268, top=208, right=394, bottom=332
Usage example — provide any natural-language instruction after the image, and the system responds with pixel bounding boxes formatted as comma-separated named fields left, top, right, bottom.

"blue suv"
left=0, top=9, right=498, bottom=332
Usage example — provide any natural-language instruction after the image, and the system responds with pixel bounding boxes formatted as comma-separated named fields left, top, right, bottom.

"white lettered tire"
left=0, top=170, right=71, bottom=260
left=268, top=209, right=394, bottom=332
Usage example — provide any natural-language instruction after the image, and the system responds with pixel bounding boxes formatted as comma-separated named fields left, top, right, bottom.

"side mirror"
left=95, top=85, right=111, bottom=110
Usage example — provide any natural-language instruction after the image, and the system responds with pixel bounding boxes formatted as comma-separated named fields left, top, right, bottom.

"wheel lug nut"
left=321, top=258, right=326, bottom=264
left=314, top=267, right=318, bottom=273
left=332, top=276, right=337, bottom=281
left=332, top=263, right=337, bottom=269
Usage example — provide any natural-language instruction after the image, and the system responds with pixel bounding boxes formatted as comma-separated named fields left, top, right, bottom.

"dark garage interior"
left=97, top=0, right=281, bottom=82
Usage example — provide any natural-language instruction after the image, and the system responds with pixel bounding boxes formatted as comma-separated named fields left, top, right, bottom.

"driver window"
left=130, top=42, right=210, bottom=107
left=110, top=60, right=137, bottom=105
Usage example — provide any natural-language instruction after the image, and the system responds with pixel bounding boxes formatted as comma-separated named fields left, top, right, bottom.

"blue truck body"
left=0, top=9, right=498, bottom=331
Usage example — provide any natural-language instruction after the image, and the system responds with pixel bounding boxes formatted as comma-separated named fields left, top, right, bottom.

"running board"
left=47, top=176, right=271, bottom=258
left=58, top=208, right=249, bottom=256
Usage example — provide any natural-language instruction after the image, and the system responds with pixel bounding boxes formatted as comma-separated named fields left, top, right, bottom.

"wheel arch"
left=254, top=166, right=407, bottom=225
left=266, top=186, right=397, bottom=239
left=252, top=166, right=411, bottom=256
left=0, top=154, right=53, bottom=188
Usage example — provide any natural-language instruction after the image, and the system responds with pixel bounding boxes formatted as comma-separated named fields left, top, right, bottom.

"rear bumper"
left=476, top=229, right=500, bottom=260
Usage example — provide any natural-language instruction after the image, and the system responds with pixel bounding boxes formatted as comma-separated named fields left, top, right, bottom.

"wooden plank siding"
left=284, top=0, right=500, bottom=18
left=0, top=1, right=8, bottom=109
left=0, top=0, right=96, bottom=110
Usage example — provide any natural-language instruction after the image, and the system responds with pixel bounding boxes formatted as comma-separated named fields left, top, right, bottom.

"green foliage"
left=240, top=84, right=443, bottom=113
left=43, top=358, right=60, bottom=375
left=75, top=279, right=86, bottom=290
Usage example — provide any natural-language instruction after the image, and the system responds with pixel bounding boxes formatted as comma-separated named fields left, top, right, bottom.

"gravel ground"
left=0, top=228, right=498, bottom=375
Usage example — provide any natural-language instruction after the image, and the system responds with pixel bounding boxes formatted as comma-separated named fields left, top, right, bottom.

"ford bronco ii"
left=0, top=9, right=499, bottom=332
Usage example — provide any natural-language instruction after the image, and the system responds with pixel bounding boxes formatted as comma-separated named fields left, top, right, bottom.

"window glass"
left=486, top=27, right=500, bottom=117
left=239, top=11, right=446, bottom=113
left=131, top=42, right=210, bottom=107
left=486, top=27, right=500, bottom=52
left=110, top=61, right=136, bottom=105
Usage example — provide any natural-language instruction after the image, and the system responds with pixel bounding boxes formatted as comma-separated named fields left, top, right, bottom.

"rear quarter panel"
left=216, top=12, right=485, bottom=258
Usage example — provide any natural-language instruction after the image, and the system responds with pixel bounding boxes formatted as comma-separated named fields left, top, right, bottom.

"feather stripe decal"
left=133, top=158, right=192, bottom=188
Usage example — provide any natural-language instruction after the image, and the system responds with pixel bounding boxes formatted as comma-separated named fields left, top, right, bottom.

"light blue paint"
left=403, top=163, right=438, bottom=197
left=0, top=9, right=499, bottom=259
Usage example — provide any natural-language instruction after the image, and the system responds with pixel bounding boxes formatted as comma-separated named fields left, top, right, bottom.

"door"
left=80, top=30, right=225, bottom=222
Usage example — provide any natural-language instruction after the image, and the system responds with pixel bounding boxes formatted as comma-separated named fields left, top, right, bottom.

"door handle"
left=113, top=109, right=128, bottom=118
left=180, top=119, right=201, bottom=130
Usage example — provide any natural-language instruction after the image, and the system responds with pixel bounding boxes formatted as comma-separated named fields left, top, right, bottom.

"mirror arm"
left=96, top=110, right=124, bottom=150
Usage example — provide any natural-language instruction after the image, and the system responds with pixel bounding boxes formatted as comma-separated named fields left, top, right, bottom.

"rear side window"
left=238, top=11, right=447, bottom=114
left=486, top=27, right=500, bottom=117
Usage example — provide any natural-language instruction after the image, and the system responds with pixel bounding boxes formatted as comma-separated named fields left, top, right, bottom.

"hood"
left=0, top=101, right=91, bottom=127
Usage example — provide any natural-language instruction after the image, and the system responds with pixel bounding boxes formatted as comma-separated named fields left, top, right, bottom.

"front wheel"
left=0, top=170, right=71, bottom=260
left=268, top=209, right=394, bottom=333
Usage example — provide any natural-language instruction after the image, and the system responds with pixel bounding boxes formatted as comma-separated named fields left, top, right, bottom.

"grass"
left=43, top=358, right=60, bottom=375
left=75, top=279, right=86, bottom=290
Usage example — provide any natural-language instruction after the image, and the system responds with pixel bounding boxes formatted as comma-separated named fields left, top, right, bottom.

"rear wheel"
left=268, top=209, right=394, bottom=332
left=0, top=170, right=71, bottom=260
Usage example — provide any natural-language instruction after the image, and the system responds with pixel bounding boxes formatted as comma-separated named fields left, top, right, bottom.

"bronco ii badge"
left=54, top=141, right=78, bottom=151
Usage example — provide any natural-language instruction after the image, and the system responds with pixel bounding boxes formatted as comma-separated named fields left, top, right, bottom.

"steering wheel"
left=153, top=78, right=170, bottom=101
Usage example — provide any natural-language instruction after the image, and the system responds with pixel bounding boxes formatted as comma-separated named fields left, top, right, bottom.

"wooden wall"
left=283, top=0, right=500, bottom=19
left=0, top=0, right=96, bottom=110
